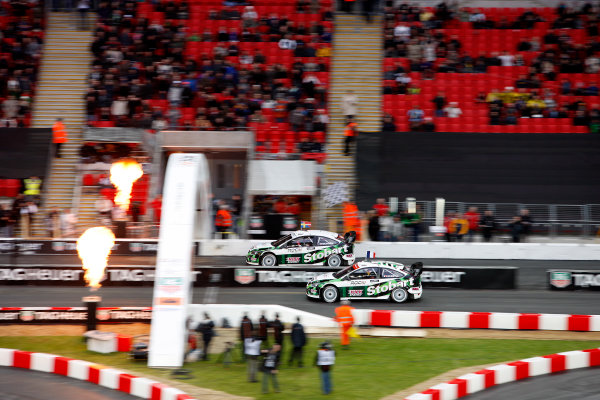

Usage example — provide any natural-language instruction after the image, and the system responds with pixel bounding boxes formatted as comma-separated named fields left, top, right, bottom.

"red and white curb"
left=404, top=347, right=600, bottom=400
left=354, top=310, right=600, bottom=331
left=0, top=348, right=196, bottom=400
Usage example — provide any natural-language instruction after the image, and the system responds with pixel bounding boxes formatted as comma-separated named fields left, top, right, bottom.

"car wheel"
left=327, top=254, right=342, bottom=267
left=321, top=286, right=339, bottom=303
left=390, top=288, right=409, bottom=303
left=260, top=253, right=277, bottom=267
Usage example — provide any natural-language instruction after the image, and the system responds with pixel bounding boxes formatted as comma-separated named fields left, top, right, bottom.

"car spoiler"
left=344, top=231, right=357, bottom=244
left=409, top=262, right=423, bottom=277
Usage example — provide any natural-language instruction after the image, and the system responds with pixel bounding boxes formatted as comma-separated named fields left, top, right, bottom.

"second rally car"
left=246, top=230, right=356, bottom=267
left=306, top=260, right=423, bottom=303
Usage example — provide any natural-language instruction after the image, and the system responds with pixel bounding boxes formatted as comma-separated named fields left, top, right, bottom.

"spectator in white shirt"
left=498, top=51, right=515, bottom=67
left=444, top=102, right=463, bottom=118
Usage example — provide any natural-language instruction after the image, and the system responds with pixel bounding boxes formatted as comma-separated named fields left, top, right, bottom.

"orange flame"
left=76, top=227, right=115, bottom=290
left=110, top=159, right=143, bottom=211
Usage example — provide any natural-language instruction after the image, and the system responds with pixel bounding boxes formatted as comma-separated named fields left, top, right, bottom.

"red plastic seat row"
left=0, top=178, right=21, bottom=197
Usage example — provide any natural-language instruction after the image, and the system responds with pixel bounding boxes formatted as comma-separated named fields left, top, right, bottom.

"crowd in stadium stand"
left=85, top=0, right=334, bottom=153
left=0, top=0, right=44, bottom=128
left=382, top=2, right=600, bottom=133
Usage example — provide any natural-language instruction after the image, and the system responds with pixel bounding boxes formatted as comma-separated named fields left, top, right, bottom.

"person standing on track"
left=334, top=300, right=355, bottom=349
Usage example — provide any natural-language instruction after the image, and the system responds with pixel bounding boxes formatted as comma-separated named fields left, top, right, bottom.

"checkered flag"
left=323, top=182, right=349, bottom=208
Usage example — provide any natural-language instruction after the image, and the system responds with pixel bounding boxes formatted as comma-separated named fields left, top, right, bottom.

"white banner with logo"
left=149, top=154, right=210, bottom=368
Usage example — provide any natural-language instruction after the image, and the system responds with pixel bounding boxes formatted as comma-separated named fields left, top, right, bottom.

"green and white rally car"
left=306, top=260, right=423, bottom=303
left=246, top=230, right=356, bottom=267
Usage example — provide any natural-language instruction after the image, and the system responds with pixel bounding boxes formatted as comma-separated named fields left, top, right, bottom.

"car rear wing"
left=409, top=262, right=423, bottom=277
left=344, top=231, right=357, bottom=244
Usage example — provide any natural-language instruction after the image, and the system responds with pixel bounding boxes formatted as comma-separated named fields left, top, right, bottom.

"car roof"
left=289, top=230, right=341, bottom=239
left=353, top=260, right=406, bottom=270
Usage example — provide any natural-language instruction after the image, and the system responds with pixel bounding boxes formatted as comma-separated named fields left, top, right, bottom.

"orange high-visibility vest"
left=335, top=305, right=355, bottom=326
left=215, top=209, right=232, bottom=227
left=343, top=203, right=360, bottom=227
left=52, top=121, right=68, bottom=143
left=344, top=122, right=358, bottom=137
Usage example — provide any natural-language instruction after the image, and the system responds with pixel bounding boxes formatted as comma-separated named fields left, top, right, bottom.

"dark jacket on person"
left=290, top=321, right=306, bottom=348
left=196, top=318, right=215, bottom=342
left=240, top=316, right=253, bottom=340
left=270, top=318, right=284, bottom=344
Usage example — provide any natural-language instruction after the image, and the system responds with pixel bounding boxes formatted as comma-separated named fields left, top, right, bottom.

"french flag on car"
left=300, top=221, right=311, bottom=229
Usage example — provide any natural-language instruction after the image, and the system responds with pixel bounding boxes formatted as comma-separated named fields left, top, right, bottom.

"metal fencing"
left=413, top=201, right=600, bottom=238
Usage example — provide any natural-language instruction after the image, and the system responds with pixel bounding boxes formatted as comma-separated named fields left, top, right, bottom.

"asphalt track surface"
left=1, top=255, right=599, bottom=400
left=466, top=367, right=600, bottom=400
left=0, top=367, right=136, bottom=400
left=0, top=255, right=599, bottom=316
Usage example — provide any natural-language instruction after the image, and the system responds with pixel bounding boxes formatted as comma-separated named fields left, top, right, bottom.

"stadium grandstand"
left=0, top=0, right=599, bottom=241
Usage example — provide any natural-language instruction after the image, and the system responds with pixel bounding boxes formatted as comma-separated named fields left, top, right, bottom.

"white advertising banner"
left=148, top=153, right=207, bottom=367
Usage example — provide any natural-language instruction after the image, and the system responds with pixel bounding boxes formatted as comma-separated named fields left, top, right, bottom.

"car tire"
left=327, top=254, right=342, bottom=267
left=390, top=288, right=409, bottom=303
left=260, top=253, right=277, bottom=267
left=321, top=285, right=339, bottom=303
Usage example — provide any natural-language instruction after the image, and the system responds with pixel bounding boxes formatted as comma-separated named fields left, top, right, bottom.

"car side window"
left=381, top=268, right=404, bottom=278
left=287, top=236, right=313, bottom=247
left=348, top=267, right=378, bottom=280
left=316, top=236, right=338, bottom=246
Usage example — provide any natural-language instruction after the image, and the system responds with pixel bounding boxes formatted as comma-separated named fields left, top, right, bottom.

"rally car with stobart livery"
left=306, top=260, right=423, bottom=303
left=246, top=230, right=356, bottom=267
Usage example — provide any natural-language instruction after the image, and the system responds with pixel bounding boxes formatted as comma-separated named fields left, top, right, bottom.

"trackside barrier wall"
left=2, top=306, right=599, bottom=332
left=403, top=347, right=600, bottom=400
left=198, top=240, right=600, bottom=260
left=0, top=348, right=196, bottom=400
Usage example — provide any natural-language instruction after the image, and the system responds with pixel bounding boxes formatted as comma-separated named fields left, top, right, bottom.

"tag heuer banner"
left=0, top=307, right=152, bottom=324
left=550, top=271, right=572, bottom=289
left=234, top=269, right=256, bottom=285
left=548, top=269, right=600, bottom=290
left=0, top=239, right=162, bottom=256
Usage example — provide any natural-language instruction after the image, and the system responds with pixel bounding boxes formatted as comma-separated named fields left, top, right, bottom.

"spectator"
left=372, top=198, right=389, bottom=216
left=270, top=313, right=284, bottom=346
left=407, top=104, right=424, bottom=131
left=343, top=116, right=358, bottom=156
left=508, top=216, right=523, bottom=242
left=52, top=118, right=68, bottom=158
left=245, top=331, right=262, bottom=383
left=261, top=344, right=281, bottom=394
left=432, top=91, right=446, bottom=117
left=497, top=51, right=515, bottom=66
left=464, top=206, right=480, bottom=242
left=288, top=316, right=306, bottom=367
left=520, top=209, right=533, bottom=241
left=443, top=101, right=462, bottom=118
left=315, top=342, right=335, bottom=395
left=367, top=210, right=380, bottom=241
left=479, top=210, right=496, bottom=242
left=341, top=90, right=358, bottom=122
left=422, top=116, right=435, bottom=132
left=382, top=113, right=397, bottom=132
left=195, top=313, right=215, bottom=361
left=240, top=313, right=253, bottom=360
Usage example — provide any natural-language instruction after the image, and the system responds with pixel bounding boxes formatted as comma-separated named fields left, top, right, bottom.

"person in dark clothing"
left=288, top=316, right=306, bottom=367
left=368, top=210, right=380, bottom=241
left=195, top=313, right=215, bottom=360
left=270, top=313, right=284, bottom=346
left=519, top=209, right=533, bottom=241
left=479, top=210, right=497, bottom=242
left=258, top=312, right=269, bottom=343
left=240, top=313, right=253, bottom=360
left=261, top=343, right=281, bottom=393
left=508, top=216, right=523, bottom=242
